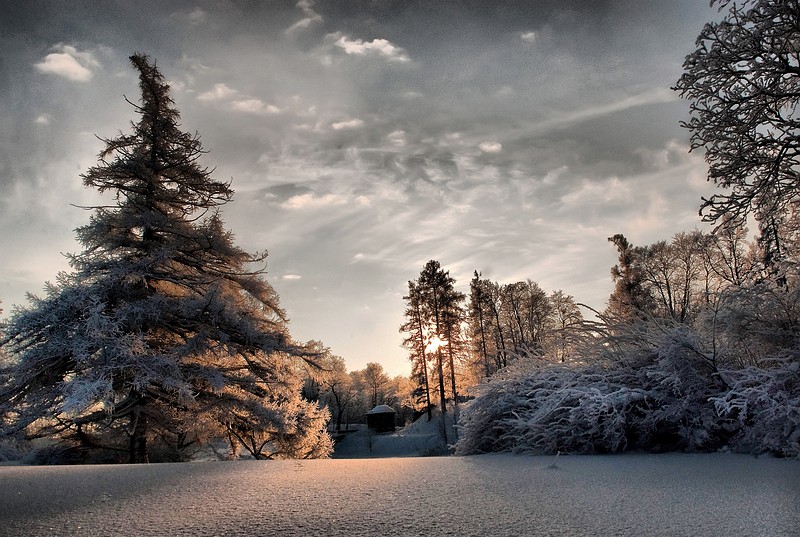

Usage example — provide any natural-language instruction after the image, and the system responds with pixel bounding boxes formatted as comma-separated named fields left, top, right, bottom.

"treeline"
left=399, top=260, right=584, bottom=444
left=468, top=274, right=582, bottom=373
left=456, top=225, right=800, bottom=456
left=300, top=348, right=415, bottom=433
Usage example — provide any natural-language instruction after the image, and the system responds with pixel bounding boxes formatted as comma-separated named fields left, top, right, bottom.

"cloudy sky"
left=1, top=0, right=719, bottom=375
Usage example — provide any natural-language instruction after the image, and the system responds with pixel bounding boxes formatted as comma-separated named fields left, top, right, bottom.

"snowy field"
left=0, top=454, right=797, bottom=536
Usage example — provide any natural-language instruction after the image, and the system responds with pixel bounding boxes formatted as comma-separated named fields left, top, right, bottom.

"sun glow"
left=425, top=335, right=448, bottom=354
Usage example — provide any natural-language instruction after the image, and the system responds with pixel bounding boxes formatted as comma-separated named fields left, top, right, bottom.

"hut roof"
left=368, top=404, right=397, bottom=414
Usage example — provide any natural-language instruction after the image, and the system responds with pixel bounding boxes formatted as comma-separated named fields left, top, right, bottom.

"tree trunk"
left=436, top=347, right=448, bottom=444
left=447, top=337, right=459, bottom=441
left=476, top=306, right=491, bottom=377
left=129, top=411, right=149, bottom=463
left=414, top=302, right=432, bottom=421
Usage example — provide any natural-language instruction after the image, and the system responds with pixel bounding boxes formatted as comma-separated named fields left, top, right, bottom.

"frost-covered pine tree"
left=0, top=54, right=331, bottom=463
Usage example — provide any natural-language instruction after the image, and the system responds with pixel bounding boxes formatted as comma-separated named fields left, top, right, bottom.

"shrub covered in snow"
left=456, top=282, right=800, bottom=458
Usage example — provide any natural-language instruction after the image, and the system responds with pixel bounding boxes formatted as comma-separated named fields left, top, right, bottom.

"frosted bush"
left=713, top=361, right=800, bottom=457
left=456, top=314, right=799, bottom=457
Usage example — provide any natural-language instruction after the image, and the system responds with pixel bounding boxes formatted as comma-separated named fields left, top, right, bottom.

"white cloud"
left=286, top=0, right=323, bottom=34
left=34, top=45, right=99, bottom=82
left=282, top=192, right=348, bottom=209
left=479, top=141, right=503, bottom=153
left=282, top=274, right=303, bottom=280
left=331, top=118, right=364, bottom=130
left=34, top=114, right=53, bottom=125
left=520, top=31, right=537, bottom=44
left=197, top=83, right=238, bottom=101
left=198, top=84, right=280, bottom=116
left=387, top=130, right=406, bottom=147
left=560, top=177, right=631, bottom=207
left=333, top=34, right=410, bottom=63
left=231, top=98, right=280, bottom=115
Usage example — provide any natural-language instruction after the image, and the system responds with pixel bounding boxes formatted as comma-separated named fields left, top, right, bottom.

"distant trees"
left=299, top=349, right=413, bottom=433
left=467, top=272, right=582, bottom=375
left=549, top=290, right=582, bottom=363
left=468, top=273, right=508, bottom=375
left=607, top=232, right=706, bottom=323
left=0, top=55, right=331, bottom=462
left=606, top=229, right=773, bottom=324
left=403, top=262, right=583, bottom=399
left=359, top=362, right=391, bottom=409
left=674, top=0, right=800, bottom=272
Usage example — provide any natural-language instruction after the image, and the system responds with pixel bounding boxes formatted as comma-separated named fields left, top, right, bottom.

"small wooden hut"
left=366, top=404, right=397, bottom=432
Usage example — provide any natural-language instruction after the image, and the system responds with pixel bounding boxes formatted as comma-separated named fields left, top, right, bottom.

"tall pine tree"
left=0, top=55, right=331, bottom=463
left=401, top=260, right=464, bottom=440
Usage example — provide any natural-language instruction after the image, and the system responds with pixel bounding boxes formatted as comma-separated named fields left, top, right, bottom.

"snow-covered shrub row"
left=455, top=284, right=800, bottom=457
left=456, top=358, right=799, bottom=457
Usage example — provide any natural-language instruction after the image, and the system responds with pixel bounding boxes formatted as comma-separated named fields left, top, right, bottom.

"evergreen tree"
left=401, top=260, right=466, bottom=432
left=400, top=280, right=433, bottom=419
left=606, top=234, right=651, bottom=321
left=468, top=272, right=493, bottom=377
left=0, top=55, right=331, bottom=462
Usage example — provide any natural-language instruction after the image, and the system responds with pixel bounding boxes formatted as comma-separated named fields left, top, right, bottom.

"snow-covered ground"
left=0, top=453, right=796, bottom=536
left=332, top=411, right=455, bottom=458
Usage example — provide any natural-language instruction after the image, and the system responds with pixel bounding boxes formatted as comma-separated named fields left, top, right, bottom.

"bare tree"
left=674, top=0, right=800, bottom=271
left=549, top=290, right=582, bottom=363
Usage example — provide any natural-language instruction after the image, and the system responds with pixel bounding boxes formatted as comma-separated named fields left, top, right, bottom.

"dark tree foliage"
left=674, top=0, right=800, bottom=267
left=0, top=55, right=331, bottom=463
left=400, top=280, right=433, bottom=419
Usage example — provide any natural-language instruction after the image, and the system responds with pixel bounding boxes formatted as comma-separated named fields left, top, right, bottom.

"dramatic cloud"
left=1, top=1, right=720, bottom=375
left=34, top=45, right=99, bottom=82
left=198, top=84, right=280, bottom=116
left=171, top=7, right=208, bottom=26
